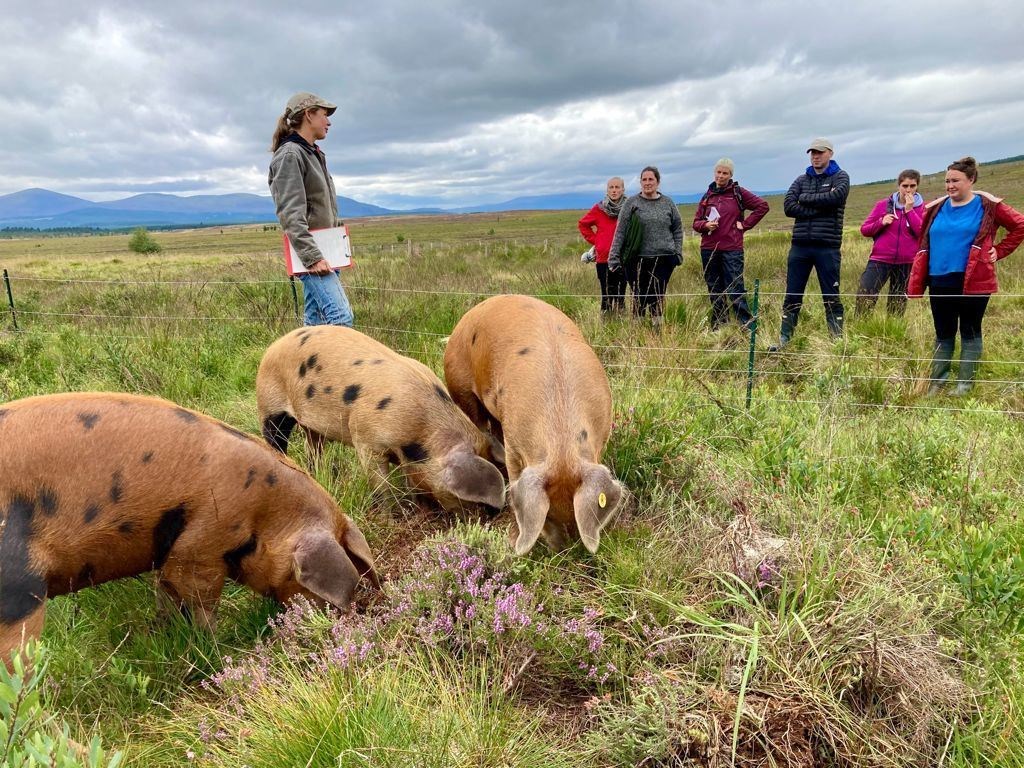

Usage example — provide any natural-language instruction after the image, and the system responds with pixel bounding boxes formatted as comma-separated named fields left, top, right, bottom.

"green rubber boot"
left=927, top=338, right=955, bottom=395
left=953, top=337, right=982, bottom=396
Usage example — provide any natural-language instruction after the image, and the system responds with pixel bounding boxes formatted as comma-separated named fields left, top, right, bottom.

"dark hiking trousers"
left=781, top=242, right=844, bottom=338
left=596, top=262, right=627, bottom=312
left=700, top=248, right=752, bottom=327
left=856, top=261, right=911, bottom=317
left=625, top=255, right=676, bottom=318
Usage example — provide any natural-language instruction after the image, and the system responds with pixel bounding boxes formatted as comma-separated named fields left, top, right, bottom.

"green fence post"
left=3, top=269, right=18, bottom=331
left=746, top=279, right=760, bottom=409
left=289, top=276, right=301, bottom=323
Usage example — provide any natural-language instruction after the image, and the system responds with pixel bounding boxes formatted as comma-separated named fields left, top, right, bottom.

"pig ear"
left=441, top=447, right=507, bottom=509
left=509, top=467, right=549, bottom=555
left=573, top=463, right=622, bottom=554
left=292, top=530, right=361, bottom=611
left=342, top=518, right=381, bottom=590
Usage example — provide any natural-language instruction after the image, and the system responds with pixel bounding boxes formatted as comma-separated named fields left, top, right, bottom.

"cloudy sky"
left=3, top=1, right=1023, bottom=209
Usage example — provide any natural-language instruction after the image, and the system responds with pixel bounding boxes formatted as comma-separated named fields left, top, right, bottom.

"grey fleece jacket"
left=607, top=193, right=683, bottom=271
left=268, top=136, right=340, bottom=268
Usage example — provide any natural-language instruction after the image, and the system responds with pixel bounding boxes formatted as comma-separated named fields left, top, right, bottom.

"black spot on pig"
left=244, top=467, right=258, bottom=490
left=376, top=397, right=391, bottom=410
left=265, top=472, right=278, bottom=487
left=434, top=385, right=453, bottom=403
left=402, top=442, right=429, bottom=463
left=109, top=471, right=124, bottom=503
left=305, top=384, right=317, bottom=400
left=0, top=495, right=47, bottom=623
left=118, top=521, right=135, bottom=536
left=152, top=505, right=188, bottom=569
left=578, top=429, right=588, bottom=442
left=299, top=361, right=308, bottom=377
left=307, top=353, right=319, bottom=369
left=174, top=408, right=199, bottom=424
left=223, top=534, right=258, bottom=582
left=83, top=503, right=101, bottom=524
left=471, top=332, right=477, bottom=346
left=517, top=347, right=530, bottom=356
left=298, top=332, right=311, bottom=347
left=141, top=451, right=154, bottom=464
left=353, top=359, right=364, bottom=366
left=38, top=487, right=59, bottom=517
left=324, top=385, right=334, bottom=394
left=371, top=359, right=384, bottom=365
left=77, top=412, right=100, bottom=431
left=343, top=384, right=361, bottom=404
left=262, top=412, right=297, bottom=453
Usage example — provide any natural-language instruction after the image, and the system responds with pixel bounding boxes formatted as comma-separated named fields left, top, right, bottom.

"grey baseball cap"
left=286, top=92, right=337, bottom=117
left=806, top=137, right=834, bottom=153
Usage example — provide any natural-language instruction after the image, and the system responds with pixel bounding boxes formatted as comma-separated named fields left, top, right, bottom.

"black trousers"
left=856, top=260, right=911, bottom=317
left=625, top=256, right=677, bottom=318
left=595, top=262, right=627, bottom=312
left=700, top=248, right=752, bottom=326
left=929, top=278, right=989, bottom=342
left=782, top=242, right=844, bottom=336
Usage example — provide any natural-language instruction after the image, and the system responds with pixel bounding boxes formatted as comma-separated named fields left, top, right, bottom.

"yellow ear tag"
left=598, top=492, right=607, bottom=509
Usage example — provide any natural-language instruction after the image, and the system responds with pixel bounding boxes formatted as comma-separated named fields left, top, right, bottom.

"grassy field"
left=2, top=160, right=1024, bottom=766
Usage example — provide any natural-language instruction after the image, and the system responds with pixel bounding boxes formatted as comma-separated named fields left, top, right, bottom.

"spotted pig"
left=256, top=326, right=505, bottom=511
left=0, top=392, right=378, bottom=667
left=443, top=294, right=623, bottom=554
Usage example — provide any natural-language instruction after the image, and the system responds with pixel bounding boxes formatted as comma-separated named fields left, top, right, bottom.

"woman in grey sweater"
left=608, top=166, right=683, bottom=323
left=269, top=92, right=354, bottom=327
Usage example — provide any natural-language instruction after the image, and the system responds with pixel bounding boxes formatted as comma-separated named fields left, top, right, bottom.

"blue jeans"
left=700, top=248, right=752, bottom=327
left=299, top=271, right=354, bottom=327
left=781, top=242, right=844, bottom=338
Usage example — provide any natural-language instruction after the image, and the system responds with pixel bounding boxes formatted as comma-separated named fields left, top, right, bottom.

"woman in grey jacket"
left=608, top=166, right=683, bottom=324
left=269, top=92, right=354, bottom=327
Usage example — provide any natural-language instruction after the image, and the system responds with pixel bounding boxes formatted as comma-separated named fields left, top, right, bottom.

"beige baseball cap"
left=286, top=92, right=337, bottom=117
left=806, top=137, right=834, bottom=153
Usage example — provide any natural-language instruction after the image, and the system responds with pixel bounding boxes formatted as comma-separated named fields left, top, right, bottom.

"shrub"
left=1, top=642, right=123, bottom=767
left=128, top=228, right=161, bottom=254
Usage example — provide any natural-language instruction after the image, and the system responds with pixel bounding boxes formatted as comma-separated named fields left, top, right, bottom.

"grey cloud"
left=2, top=1, right=1023, bottom=207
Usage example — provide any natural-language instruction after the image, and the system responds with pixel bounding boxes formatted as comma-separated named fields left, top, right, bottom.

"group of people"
left=268, top=91, right=1024, bottom=397
left=579, top=144, right=1024, bottom=395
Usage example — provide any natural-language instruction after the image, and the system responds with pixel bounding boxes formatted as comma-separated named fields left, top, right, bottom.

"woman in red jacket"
left=908, top=157, right=1024, bottom=394
left=578, top=177, right=627, bottom=314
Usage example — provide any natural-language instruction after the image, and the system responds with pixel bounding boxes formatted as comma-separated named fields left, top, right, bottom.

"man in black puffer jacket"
left=769, top=138, right=850, bottom=351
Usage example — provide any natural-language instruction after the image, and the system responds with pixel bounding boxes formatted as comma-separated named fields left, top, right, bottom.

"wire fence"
left=3, top=267, right=1024, bottom=417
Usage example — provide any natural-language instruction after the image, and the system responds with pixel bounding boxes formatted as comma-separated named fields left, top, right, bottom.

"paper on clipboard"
left=284, top=225, right=353, bottom=275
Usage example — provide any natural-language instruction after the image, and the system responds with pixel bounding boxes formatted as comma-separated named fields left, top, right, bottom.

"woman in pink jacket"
left=578, top=177, right=627, bottom=314
left=855, top=170, right=924, bottom=317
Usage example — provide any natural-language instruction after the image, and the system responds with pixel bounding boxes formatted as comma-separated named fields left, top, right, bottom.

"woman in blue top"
left=909, top=157, right=1024, bottom=394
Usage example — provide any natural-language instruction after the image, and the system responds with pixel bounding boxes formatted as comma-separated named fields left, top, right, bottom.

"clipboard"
left=284, top=225, right=354, bottom=275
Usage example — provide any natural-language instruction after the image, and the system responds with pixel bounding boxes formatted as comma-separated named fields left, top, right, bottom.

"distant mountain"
left=0, top=188, right=95, bottom=218
left=0, top=188, right=397, bottom=229
left=0, top=186, right=785, bottom=231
